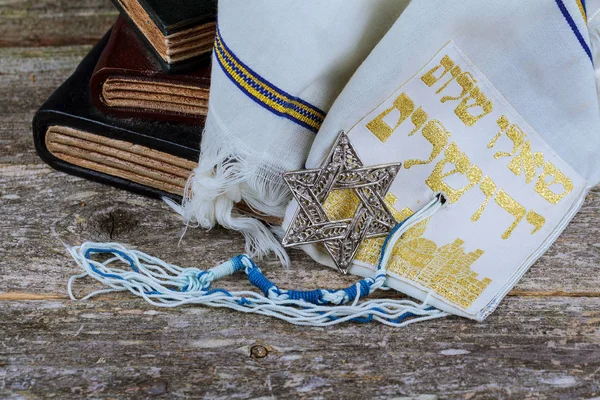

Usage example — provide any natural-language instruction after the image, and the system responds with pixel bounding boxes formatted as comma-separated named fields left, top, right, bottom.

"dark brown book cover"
left=91, top=17, right=211, bottom=125
left=33, top=29, right=202, bottom=201
left=112, top=0, right=216, bottom=73
left=34, top=27, right=281, bottom=225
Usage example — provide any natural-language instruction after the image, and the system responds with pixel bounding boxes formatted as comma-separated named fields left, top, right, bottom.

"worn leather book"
left=111, top=0, right=216, bottom=73
left=91, top=17, right=210, bottom=124
left=33, top=30, right=282, bottom=225
left=33, top=30, right=202, bottom=201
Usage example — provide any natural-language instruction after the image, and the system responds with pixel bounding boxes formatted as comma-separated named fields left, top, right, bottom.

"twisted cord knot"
left=180, top=268, right=214, bottom=292
left=66, top=193, right=447, bottom=326
left=238, top=254, right=257, bottom=273
left=371, top=274, right=387, bottom=291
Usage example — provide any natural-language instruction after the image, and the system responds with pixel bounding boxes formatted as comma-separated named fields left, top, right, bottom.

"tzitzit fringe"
left=68, top=196, right=448, bottom=327
left=172, top=112, right=292, bottom=267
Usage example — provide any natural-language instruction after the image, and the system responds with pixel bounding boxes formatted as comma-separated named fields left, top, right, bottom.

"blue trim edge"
left=555, top=0, right=593, bottom=63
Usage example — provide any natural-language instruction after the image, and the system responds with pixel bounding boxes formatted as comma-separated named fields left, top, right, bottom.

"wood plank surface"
left=1, top=297, right=599, bottom=399
left=0, top=0, right=116, bottom=47
left=2, top=160, right=599, bottom=298
left=0, top=1, right=599, bottom=398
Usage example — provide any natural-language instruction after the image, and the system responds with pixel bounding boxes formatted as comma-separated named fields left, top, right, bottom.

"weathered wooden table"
left=1, top=2, right=599, bottom=399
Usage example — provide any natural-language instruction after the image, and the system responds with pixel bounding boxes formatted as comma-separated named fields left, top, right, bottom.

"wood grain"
left=0, top=2, right=599, bottom=398
left=2, top=164, right=598, bottom=298
left=0, top=45, right=92, bottom=165
left=0, top=297, right=599, bottom=399
left=0, top=0, right=116, bottom=47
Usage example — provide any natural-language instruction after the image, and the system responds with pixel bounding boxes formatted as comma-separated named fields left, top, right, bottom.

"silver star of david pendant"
left=282, top=131, right=402, bottom=274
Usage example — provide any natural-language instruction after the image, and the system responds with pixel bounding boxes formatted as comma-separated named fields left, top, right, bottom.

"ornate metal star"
left=282, top=131, right=402, bottom=274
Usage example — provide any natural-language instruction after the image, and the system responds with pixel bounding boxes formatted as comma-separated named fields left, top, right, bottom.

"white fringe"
left=175, top=129, right=292, bottom=267
left=67, top=237, right=448, bottom=327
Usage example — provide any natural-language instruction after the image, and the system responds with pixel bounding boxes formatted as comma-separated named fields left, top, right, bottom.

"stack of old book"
left=33, top=0, right=216, bottom=200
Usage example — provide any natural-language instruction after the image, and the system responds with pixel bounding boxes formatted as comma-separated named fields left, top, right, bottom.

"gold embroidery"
left=426, top=142, right=483, bottom=203
left=351, top=194, right=491, bottom=310
left=422, top=54, right=492, bottom=127
left=322, top=191, right=422, bottom=266
left=507, top=141, right=544, bottom=184
left=405, top=119, right=451, bottom=169
left=435, top=65, right=462, bottom=95
left=354, top=195, right=428, bottom=265
left=322, top=189, right=361, bottom=222
left=319, top=42, right=584, bottom=310
left=486, top=116, right=573, bottom=204
left=470, top=180, right=546, bottom=235
left=421, top=55, right=455, bottom=87
left=526, top=211, right=546, bottom=234
left=366, top=93, right=414, bottom=142
left=488, top=116, right=546, bottom=184
left=354, top=237, right=386, bottom=266
left=471, top=176, right=497, bottom=222
left=494, top=189, right=527, bottom=239
left=534, top=161, right=574, bottom=204
left=489, top=120, right=525, bottom=160
left=389, top=238, right=490, bottom=310
left=409, top=107, right=428, bottom=136
left=488, top=115, right=510, bottom=149
left=440, top=72, right=477, bottom=103
left=454, top=87, right=494, bottom=126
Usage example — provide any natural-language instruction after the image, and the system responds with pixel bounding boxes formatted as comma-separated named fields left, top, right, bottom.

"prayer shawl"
left=285, top=0, right=600, bottom=320
left=73, top=0, right=600, bottom=326
left=180, top=0, right=410, bottom=264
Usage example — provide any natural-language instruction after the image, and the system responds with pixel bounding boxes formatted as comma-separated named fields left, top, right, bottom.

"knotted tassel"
left=67, top=195, right=448, bottom=327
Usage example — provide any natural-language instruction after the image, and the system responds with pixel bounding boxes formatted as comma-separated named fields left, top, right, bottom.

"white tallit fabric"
left=180, top=0, right=410, bottom=264
left=288, top=0, right=600, bottom=320
left=588, top=0, right=600, bottom=97
left=309, top=0, right=600, bottom=183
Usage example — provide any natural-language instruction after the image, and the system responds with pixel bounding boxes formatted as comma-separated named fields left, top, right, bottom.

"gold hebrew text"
left=535, top=161, right=574, bottom=204
left=494, top=189, right=527, bottom=239
left=422, top=54, right=492, bottom=127
left=471, top=176, right=497, bottom=222
left=435, top=64, right=462, bottom=95
left=488, top=115, right=510, bottom=149
left=489, top=119, right=525, bottom=159
left=508, top=141, right=544, bottom=184
left=426, top=142, right=483, bottom=203
left=441, top=72, right=477, bottom=103
left=488, top=116, right=573, bottom=203
left=405, top=120, right=451, bottom=169
left=409, top=107, right=429, bottom=136
left=454, top=86, right=494, bottom=126
left=366, top=93, right=414, bottom=142
left=421, top=55, right=455, bottom=87
left=526, top=211, right=546, bottom=234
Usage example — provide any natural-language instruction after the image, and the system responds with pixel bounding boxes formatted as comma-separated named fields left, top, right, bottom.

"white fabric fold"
left=292, top=0, right=600, bottom=320
left=181, top=0, right=411, bottom=264
left=309, top=0, right=600, bottom=185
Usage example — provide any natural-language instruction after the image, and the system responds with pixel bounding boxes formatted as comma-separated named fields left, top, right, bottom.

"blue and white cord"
left=67, top=195, right=448, bottom=327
